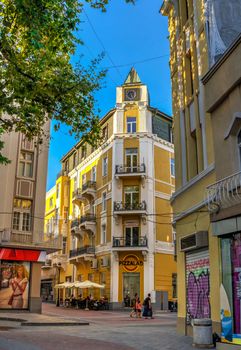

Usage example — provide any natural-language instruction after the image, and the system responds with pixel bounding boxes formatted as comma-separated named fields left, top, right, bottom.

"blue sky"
left=47, top=0, right=172, bottom=190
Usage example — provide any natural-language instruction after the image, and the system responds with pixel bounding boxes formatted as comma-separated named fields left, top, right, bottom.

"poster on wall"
left=0, top=261, right=30, bottom=309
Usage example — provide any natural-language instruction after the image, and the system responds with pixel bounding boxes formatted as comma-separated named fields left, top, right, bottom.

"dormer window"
left=127, top=117, right=137, bottom=133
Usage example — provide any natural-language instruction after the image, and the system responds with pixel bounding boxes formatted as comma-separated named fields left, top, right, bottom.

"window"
left=62, top=237, right=67, bottom=254
left=88, top=273, right=94, bottom=282
left=81, top=146, right=86, bottom=159
left=56, top=183, right=60, bottom=199
left=12, top=199, right=32, bottom=232
left=74, top=176, right=77, bottom=191
left=126, top=117, right=137, bottom=133
left=73, top=152, right=77, bottom=168
left=125, top=227, right=139, bottom=246
left=102, top=126, right=108, bottom=141
left=102, top=157, right=108, bottom=177
left=171, top=158, right=175, bottom=177
left=101, top=224, right=106, bottom=244
left=49, top=197, right=53, bottom=208
left=125, top=148, right=138, bottom=170
left=78, top=274, right=83, bottom=282
left=124, top=186, right=139, bottom=207
left=82, top=174, right=86, bottom=184
left=102, top=192, right=107, bottom=211
left=238, top=130, right=241, bottom=168
left=65, top=160, right=69, bottom=172
left=13, top=212, right=20, bottom=230
left=19, top=152, right=33, bottom=177
left=92, top=166, right=96, bottom=182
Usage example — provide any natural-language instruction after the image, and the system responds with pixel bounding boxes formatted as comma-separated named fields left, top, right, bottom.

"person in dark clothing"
left=142, top=293, right=154, bottom=319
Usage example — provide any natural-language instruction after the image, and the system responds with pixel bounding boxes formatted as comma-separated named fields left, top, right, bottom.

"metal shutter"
left=186, top=249, right=210, bottom=323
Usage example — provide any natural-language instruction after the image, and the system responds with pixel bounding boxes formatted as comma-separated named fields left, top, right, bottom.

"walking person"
left=136, top=298, right=142, bottom=318
left=142, top=293, right=154, bottom=319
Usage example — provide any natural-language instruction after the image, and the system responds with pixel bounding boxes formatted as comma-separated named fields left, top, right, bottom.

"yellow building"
left=42, top=68, right=176, bottom=309
left=162, top=0, right=241, bottom=348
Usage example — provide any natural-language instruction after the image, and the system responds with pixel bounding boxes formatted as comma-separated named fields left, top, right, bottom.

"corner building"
left=0, top=124, right=60, bottom=313
left=162, top=0, right=241, bottom=348
left=42, top=69, right=176, bottom=309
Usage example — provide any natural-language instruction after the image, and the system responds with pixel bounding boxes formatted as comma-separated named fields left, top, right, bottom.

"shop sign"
left=119, top=254, right=143, bottom=272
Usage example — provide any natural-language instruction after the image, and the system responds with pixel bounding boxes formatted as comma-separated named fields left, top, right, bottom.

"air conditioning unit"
left=100, top=256, right=109, bottom=267
left=91, top=259, right=98, bottom=269
left=180, top=231, right=208, bottom=252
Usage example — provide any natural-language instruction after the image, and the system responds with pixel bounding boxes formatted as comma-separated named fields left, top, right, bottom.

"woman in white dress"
left=8, top=265, right=28, bottom=309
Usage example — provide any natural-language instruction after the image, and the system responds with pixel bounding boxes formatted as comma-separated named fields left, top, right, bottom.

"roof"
left=124, top=67, right=142, bottom=85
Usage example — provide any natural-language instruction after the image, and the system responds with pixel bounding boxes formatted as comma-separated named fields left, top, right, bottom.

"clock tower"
left=116, top=67, right=150, bottom=106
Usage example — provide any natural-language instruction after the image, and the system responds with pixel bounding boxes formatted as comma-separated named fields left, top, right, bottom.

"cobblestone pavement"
left=0, top=303, right=212, bottom=350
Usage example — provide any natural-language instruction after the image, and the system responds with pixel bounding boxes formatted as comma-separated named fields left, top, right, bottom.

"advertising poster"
left=0, top=261, right=30, bottom=309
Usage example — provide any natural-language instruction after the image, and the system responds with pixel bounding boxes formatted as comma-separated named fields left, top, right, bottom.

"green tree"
left=0, top=0, right=135, bottom=163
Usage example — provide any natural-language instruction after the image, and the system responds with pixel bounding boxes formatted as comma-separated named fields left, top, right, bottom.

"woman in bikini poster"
left=0, top=261, right=30, bottom=309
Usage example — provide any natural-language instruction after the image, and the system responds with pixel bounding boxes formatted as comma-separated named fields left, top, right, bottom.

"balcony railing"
left=80, top=214, right=96, bottom=224
left=115, top=164, right=146, bottom=175
left=72, top=188, right=83, bottom=199
left=0, top=230, right=62, bottom=250
left=114, top=201, right=147, bottom=212
left=56, top=169, right=67, bottom=179
left=69, top=246, right=95, bottom=258
left=82, top=181, right=96, bottom=192
left=206, top=171, right=241, bottom=212
left=71, top=219, right=80, bottom=229
left=113, top=236, right=148, bottom=247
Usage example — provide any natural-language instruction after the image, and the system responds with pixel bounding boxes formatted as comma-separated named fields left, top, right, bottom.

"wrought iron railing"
left=72, top=188, right=82, bottom=199
left=113, top=236, right=148, bottom=247
left=113, top=201, right=147, bottom=211
left=80, top=214, right=96, bottom=224
left=115, top=164, right=146, bottom=175
left=69, top=246, right=95, bottom=258
left=206, top=171, right=241, bottom=212
left=56, top=169, right=67, bottom=179
left=71, top=219, right=80, bottom=229
left=0, top=229, right=62, bottom=249
left=82, top=181, right=96, bottom=192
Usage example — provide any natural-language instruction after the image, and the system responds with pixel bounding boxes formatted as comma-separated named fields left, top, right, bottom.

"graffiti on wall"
left=186, top=257, right=210, bottom=321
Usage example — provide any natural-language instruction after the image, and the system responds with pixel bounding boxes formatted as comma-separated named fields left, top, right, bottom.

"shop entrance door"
left=123, top=272, right=140, bottom=307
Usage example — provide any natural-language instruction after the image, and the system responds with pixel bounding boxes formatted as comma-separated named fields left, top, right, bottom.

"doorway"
left=125, top=227, right=139, bottom=246
left=123, top=272, right=140, bottom=307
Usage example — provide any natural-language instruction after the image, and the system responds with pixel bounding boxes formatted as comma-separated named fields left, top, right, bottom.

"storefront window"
left=221, top=233, right=241, bottom=344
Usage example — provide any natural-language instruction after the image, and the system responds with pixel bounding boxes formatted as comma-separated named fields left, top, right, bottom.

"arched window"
left=238, top=130, right=241, bottom=168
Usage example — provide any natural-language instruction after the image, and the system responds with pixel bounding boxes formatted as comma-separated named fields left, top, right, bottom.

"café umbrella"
left=54, top=281, right=75, bottom=289
left=74, top=280, right=105, bottom=310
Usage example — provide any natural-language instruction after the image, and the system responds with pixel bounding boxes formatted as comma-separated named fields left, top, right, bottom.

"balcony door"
left=125, top=227, right=139, bottom=246
left=125, top=148, right=138, bottom=172
left=124, top=186, right=139, bottom=209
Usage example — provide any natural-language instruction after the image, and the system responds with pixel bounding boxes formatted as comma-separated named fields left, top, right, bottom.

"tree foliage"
left=0, top=0, right=135, bottom=162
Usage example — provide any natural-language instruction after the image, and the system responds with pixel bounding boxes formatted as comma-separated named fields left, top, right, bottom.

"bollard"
left=193, top=318, right=214, bottom=348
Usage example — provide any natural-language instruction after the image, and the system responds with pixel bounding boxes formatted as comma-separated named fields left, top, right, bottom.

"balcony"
left=113, top=236, right=148, bottom=249
left=72, top=188, right=85, bottom=206
left=0, top=229, right=62, bottom=253
left=79, top=214, right=96, bottom=235
left=113, top=201, right=147, bottom=216
left=69, top=246, right=95, bottom=262
left=70, top=219, right=83, bottom=238
left=81, top=181, right=96, bottom=199
left=115, top=164, right=146, bottom=179
left=206, top=171, right=241, bottom=213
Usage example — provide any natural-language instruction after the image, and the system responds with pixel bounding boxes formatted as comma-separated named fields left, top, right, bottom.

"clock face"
left=125, top=88, right=139, bottom=101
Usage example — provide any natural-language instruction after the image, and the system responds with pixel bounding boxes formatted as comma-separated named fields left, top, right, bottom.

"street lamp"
left=54, top=262, right=62, bottom=307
